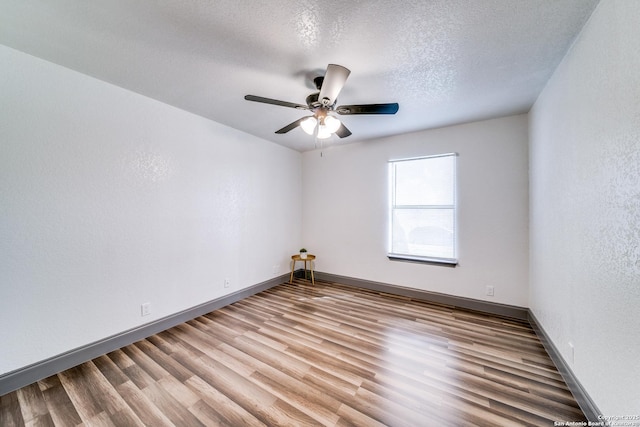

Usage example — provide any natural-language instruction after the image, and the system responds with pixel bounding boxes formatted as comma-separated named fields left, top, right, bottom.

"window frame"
left=387, top=153, right=458, bottom=266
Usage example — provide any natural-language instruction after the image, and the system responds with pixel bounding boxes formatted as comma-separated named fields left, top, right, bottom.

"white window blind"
left=388, top=153, right=458, bottom=264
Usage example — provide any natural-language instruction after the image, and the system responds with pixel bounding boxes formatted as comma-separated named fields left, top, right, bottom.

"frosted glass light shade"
left=300, top=117, right=317, bottom=135
left=316, top=124, right=332, bottom=139
left=324, top=115, right=341, bottom=133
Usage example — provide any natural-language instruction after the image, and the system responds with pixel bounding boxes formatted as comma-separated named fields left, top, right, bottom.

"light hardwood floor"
left=1, top=279, right=586, bottom=426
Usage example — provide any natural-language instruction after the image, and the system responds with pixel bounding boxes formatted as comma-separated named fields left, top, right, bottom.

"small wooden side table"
left=289, top=254, right=315, bottom=285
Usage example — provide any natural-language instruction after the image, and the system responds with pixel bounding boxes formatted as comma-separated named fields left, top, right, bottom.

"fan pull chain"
left=314, top=135, right=324, bottom=154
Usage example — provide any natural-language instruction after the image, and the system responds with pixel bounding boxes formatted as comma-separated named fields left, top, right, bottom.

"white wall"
left=302, top=114, right=529, bottom=307
left=0, top=45, right=302, bottom=375
left=529, top=0, right=640, bottom=416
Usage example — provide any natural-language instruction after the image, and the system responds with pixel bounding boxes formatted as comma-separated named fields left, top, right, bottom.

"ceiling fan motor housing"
left=306, top=92, right=321, bottom=108
left=306, top=92, right=334, bottom=111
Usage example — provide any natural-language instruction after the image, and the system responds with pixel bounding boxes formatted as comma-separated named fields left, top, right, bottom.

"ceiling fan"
left=244, top=64, right=399, bottom=140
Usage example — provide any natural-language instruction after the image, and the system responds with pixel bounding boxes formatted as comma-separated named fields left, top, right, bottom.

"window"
left=388, top=153, right=457, bottom=264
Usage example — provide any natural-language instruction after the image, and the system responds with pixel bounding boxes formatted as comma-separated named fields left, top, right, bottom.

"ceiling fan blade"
left=318, top=64, right=351, bottom=106
left=335, top=123, right=352, bottom=138
left=336, top=103, right=399, bottom=115
left=245, top=95, right=309, bottom=110
left=275, top=117, right=307, bottom=134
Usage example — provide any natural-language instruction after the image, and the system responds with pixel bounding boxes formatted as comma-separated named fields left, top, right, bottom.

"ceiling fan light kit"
left=244, top=64, right=399, bottom=142
left=301, top=114, right=341, bottom=139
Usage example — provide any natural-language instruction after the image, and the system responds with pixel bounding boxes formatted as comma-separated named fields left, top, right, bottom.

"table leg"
left=289, top=260, right=295, bottom=283
left=310, top=260, right=315, bottom=285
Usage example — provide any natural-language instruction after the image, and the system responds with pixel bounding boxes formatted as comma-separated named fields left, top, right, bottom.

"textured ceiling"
left=0, top=0, right=600, bottom=152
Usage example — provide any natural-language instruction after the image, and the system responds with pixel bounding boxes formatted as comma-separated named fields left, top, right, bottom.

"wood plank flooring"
left=1, top=279, right=586, bottom=426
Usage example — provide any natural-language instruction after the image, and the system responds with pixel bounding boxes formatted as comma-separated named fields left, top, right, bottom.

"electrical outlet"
left=486, top=286, right=494, bottom=296
left=272, top=264, right=279, bottom=275
left=141, top=302, right=151, bottom=317
left=224, top=278, right=230, bottom=288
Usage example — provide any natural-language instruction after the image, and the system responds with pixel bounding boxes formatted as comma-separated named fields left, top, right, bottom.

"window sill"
left=387, top=253, right=458, bottom=267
